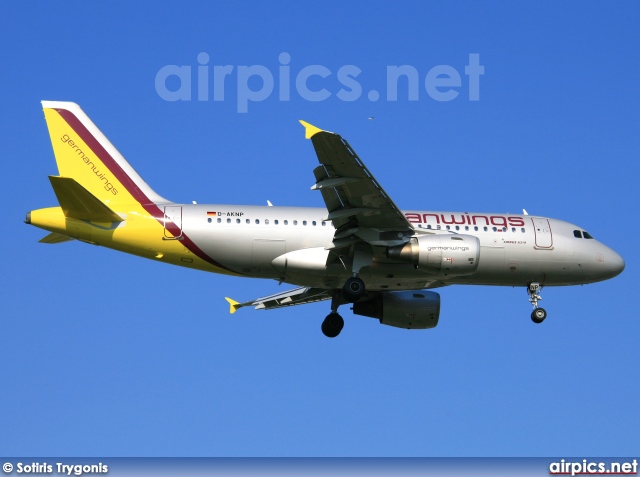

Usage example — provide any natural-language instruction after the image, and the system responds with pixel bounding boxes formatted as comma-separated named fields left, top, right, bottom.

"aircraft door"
left=532, top=218, right=553, bottom=248
left=164, top=205, right=183, bottom=239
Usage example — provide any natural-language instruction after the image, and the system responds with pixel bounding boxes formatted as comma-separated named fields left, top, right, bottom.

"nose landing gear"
left=528, top=282, right=547, bottom=324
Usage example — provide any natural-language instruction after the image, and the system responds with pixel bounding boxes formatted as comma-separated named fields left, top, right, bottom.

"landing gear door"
left=532, top=217, right=553, bottom=248
left=164, top=205, right=183, bottom=239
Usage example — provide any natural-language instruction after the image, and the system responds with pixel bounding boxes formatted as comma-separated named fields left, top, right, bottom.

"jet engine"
left=387, top=234, right=480, bottom=276
left=353, top=290, right=440, bottom=329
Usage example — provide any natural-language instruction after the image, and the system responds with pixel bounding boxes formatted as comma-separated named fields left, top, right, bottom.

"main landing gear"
left=321, top=312, right=344, bottom=338
left=342, top=276, right=365, bottom=303
left=528, top=282, right=547, bottom=324
left=321, top=277, right=367, bottom=338
left=322, top=291, right=345, bottom=338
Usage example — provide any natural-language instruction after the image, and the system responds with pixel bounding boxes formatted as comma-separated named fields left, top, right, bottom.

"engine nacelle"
left=353, top=290, right=440, bottom=329
left=388, top=234, right=480, bottom=276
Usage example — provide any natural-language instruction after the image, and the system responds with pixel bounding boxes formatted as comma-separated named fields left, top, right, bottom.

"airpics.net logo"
left=154, top=52, right=484, bottom=113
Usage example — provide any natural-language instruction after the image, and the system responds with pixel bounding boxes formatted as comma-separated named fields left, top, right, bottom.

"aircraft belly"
left=279, top=258, right=445, bottom=290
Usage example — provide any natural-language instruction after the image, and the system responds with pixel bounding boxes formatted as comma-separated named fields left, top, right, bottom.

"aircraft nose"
left=609, top=249, right=625, bottom=278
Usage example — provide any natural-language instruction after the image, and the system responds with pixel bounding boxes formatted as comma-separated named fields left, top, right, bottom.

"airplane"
left=26, top=101, right=625, bottom=338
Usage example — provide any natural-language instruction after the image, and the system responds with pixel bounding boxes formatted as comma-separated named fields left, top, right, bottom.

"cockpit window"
left=583, top=231, right=594, bottom=239
left=573, top=230, right=582, bottom=238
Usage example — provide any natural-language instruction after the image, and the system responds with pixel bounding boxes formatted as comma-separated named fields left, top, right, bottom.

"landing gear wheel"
left=531, top=308, right=547, bottom=324
left=321, top=312, right=344, bottom=338
left=342, top=277, right=365, bottom=303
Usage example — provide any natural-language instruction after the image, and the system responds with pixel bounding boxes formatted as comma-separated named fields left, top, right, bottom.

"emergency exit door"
left=532, top=217, right=553, bottom=248
left=164, top=206, right=183, bottom=239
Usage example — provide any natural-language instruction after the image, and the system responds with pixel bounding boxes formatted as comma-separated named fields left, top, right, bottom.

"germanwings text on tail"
left=26, top=102, right=625, bottom=337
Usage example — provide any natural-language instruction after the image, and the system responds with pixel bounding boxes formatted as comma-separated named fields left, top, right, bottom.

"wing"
left=225, top=287, right=331, bottom=313
left=300, top=121, right=414, bottom=248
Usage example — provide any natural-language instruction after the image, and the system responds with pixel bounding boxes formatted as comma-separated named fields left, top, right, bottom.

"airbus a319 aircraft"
left=26, top=101, right=625, bottom=337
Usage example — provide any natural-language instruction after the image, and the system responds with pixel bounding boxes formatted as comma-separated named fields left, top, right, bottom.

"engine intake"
left=388, top=234, right=480, bottom=276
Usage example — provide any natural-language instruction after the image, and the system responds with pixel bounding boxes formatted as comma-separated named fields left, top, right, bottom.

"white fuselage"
left=177, top=205, right=624, bottom=290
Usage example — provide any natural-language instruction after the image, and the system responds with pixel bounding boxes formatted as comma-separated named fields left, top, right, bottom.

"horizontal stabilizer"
left=38, top=232, right=76, bottom=244
left=49, top=176, right=124, bottom=222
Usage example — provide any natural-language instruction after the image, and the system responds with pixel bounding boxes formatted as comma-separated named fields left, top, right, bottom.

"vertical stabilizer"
left=41, top=101, right=168, bottom=206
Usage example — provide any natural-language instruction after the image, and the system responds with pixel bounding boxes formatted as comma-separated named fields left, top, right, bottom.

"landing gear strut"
left=528, top=282, right=547, bottom=324
left=321, top=291, right=347, bottom=338
left=324, top=249, right=370, bottom=336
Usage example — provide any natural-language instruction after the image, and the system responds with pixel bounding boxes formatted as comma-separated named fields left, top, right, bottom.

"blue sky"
left=1, top=2, right=638, bottom=457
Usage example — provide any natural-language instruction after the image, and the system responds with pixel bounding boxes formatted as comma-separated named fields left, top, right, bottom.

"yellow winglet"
left=225, top=297, right=241, bottom=314
left=299, top=120, right=324, bottom=139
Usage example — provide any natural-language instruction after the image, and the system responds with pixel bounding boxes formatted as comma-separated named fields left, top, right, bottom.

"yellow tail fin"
left=41, top=101, right=167, bottom=206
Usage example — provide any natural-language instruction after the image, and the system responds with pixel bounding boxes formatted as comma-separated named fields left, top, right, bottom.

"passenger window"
left=236, top=218, right=241, bottom=224
left=503, top=227, right=507, bottom=232
left=293, top=220, right=298, bottom=225
left=284, top=220, right=288, bottom=225
left=465, top=226, right=469, bottom=231
left=255, top=219, right=259, bottom=224
left=511, top=227, right=515, bottom=232
left=227, top=218, right=231, bottom=223
left=322, top=221, right=326, bottom=226
left=427, top=225, right=432, bottom=229
left=246, top=219, right=250, bottom=224
left=265, top=219, right=269, bottom=224
left=208, top=218, right=212, bottom=223
left=274, top=220, right=279, bottom=225
left=303, top=220, right=307, bottom=226
left=583, top=231, right=594, bottom=239
left=217, top=218, right=221, bottom=223
left=521, top=228, right=525, bottom=233
left=573, top=230, right=582, bottom=238
left=312, top=221, right=316, bottom=226
left=474, top=226, right=478, bottom=231
left=446, top=225, right=450, bottom=230
left=484, top=227, right=488, bottom=232
left=455, top=226, right=460, bottom=231
left=492, top=227, right=497, bottom=232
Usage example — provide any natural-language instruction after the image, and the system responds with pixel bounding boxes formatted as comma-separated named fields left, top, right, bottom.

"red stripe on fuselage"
left=54, top=108, right=239, bottom=274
